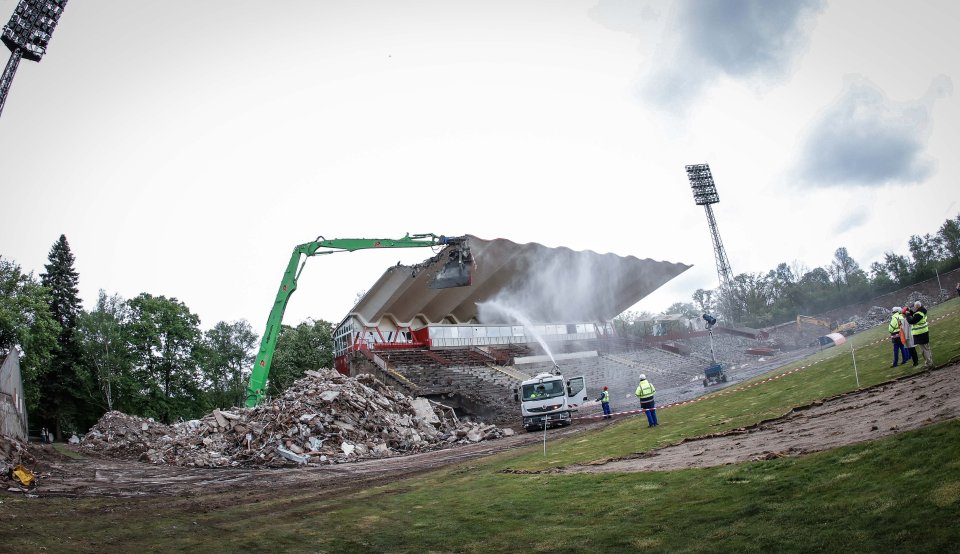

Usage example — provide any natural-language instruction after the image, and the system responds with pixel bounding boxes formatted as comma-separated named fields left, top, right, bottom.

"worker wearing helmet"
left=888, top=306, right=909, bottom=367
left=596, top=386, right=612, bottom=420
left=906, top=300, right=932, bottom=368
left=635, top=374, right=658, bottom=427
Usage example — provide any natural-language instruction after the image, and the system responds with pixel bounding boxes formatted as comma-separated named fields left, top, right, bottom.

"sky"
left=1, top=0, right=958, bottom=333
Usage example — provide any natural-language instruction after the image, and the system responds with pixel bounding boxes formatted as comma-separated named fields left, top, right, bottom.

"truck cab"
left=516, top=372, right=587, bottom=432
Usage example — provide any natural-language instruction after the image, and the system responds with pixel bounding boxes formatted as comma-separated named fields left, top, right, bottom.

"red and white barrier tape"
left=573, top=309, right=956, bottom=422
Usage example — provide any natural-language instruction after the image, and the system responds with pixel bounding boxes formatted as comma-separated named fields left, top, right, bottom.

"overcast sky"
left=1, top=0, right=958, bottom=332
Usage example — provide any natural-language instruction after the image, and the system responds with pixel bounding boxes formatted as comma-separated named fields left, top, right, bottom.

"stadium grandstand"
left=331, top=235, right=787, bottom=425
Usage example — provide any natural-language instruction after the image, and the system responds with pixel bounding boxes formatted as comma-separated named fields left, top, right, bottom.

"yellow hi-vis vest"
left=635, top=380, right=655, bottom=400
left=912, top=310, right=928, bottom=335
left=600, top=390, right=609, bottom=403
left=888, top=313, right=902, bottom=334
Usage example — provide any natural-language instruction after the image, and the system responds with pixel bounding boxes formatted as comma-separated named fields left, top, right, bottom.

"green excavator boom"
left=244, top=233, right=471, bottom=407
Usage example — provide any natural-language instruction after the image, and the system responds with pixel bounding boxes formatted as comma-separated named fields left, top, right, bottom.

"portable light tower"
left=686, top=163, right=735, bottom=321
left=0, top=0, right=68, bottom=120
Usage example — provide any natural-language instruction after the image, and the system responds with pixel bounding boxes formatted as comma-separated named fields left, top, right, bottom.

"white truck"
left=515, top=370, right=587, bottom=432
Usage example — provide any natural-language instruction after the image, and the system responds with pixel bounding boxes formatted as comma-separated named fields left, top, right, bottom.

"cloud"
left=796, top=75, right=953, bottom=187
left=595, top=0, right=824, bottom=113
left=831, top=205, right=868, bottom=234
left=588, top=0, right=661, bottom=35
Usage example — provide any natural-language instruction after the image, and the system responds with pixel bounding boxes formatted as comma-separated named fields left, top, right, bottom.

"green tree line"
left=0, top=235, right=334, bottom=439
left=615, top=213, right=960, bottom=333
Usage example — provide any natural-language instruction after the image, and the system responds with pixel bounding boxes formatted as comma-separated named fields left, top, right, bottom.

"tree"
left=869, top=261, right=895, bottom=291
left=790, top=267, right=832, bottom=314
left=938, top=215, right=960, bottom=264
left=269, top=319, right=334, bottom=397
left=883, top=252, right=911, bottom=285
left=127, top=293, right=204, bottom=422
left=800, top=267, right=831, bottom=288
left=766, top=263, right=796, bottom=301
left=76, top=291, right=134, bottom=412
left=40, top=235, right=86, bottom=437
left=198, top=320, right=257, bottom=409
left=728, top=273, right=772, bottom=327
left=0, top=256, right=60, bottom=411
left=830, top=247, right=861, bottom=287
left=691, top=288, right=715, bottom=315
left=908, top=234, right=938, bottom=279
left=613, top=310, right=654, bottom=337
left=664, top=302, right=698, bottom=318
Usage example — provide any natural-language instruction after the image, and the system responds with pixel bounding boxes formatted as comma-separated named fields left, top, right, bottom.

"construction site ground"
left=12, top=361, right=958, bottom=500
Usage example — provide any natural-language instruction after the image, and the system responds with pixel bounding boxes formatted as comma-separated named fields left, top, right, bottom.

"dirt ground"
left=563, top=363, right=960, bottom=474
left=13, top=364, right=959, bottom=498
left=22, top=422, right=586, bottom=498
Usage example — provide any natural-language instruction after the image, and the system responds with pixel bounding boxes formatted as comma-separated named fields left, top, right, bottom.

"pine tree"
left=40, top=234, right=86, bottom=439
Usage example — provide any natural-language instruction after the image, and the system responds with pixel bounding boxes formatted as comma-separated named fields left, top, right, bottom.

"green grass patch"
left=52, top=442, right=85, bottom=460
left=309, top=421, right=960, bottom=553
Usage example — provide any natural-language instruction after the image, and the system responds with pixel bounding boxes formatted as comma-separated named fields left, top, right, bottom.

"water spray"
left=477, top=300, right=558, bottom=365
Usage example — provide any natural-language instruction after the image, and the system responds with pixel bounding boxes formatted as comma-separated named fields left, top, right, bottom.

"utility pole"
left=1, top=0, right=68, bottom=120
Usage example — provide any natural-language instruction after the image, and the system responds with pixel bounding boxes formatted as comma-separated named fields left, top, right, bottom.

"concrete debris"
left=81, top=368, right=510, bottom=468
left=0, top=434, right=34, bottom=467
left=906, top=291, right=934, bottom=307
left=855, top=292, right=936, bottom=332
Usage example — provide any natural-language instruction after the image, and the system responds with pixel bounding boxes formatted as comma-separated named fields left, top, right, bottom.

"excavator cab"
left=429, top=244, right=473, bottom=289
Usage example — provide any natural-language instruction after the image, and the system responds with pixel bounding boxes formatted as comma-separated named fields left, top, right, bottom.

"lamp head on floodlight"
left=686, top=163, right=720, bottom=206
left=2, top=0, right=68, bottom=62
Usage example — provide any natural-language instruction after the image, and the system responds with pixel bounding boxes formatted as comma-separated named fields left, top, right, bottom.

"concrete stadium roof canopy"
left=348, top=235, right=691, bottom=328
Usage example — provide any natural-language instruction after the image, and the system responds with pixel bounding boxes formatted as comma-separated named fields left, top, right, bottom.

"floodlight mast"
left=0, top=0, right=68, bottom=120
left=686, top=163, right=735, bottom=322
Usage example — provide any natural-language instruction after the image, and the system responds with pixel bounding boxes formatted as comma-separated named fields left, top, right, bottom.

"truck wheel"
left=721, top=375, right=728, bottom=382
left=703, top=379, right=708, bottom=387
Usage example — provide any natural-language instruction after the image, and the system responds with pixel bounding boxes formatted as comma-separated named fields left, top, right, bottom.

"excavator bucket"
left=429, top=246, right=473, bottom=289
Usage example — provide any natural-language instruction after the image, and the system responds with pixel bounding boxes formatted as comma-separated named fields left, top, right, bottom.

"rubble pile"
left=905, top=291, right=934, bottom=307
left=844, top=291, right=938, bottom=334
left=79, top=411, right=173, bottom=460
left=860, top=306, right=892, bottom=330
left=82, top=369, right=512, bottom=468
left=0, top=434, right=34, bottom=467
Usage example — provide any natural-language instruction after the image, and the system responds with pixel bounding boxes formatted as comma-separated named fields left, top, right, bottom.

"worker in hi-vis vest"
left=596, top=386, right=611, bottom=419
left=635, top=374, right=658, bottom=427
left=888, top=306, right=910, bottom=367
left=906, top=300, right=932, bottom=368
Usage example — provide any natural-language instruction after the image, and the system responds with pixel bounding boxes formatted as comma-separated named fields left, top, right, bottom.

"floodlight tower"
left=0, top=0, right=68, bottom=120
left=686, top=163, right=735, bottom=320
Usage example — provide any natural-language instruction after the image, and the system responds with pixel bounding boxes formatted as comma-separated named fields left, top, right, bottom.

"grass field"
left=3, top=298, right=959, bottom=553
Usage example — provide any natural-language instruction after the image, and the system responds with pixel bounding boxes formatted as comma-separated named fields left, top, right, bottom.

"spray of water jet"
left=477, top=299, right=557, bottom=366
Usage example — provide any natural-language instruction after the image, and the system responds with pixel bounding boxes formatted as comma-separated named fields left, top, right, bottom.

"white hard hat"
left=914, top=300, right=922, bottom=308
left=639, top=374, right=646, bottom=380
left=892, top=306, right=900, bottom=312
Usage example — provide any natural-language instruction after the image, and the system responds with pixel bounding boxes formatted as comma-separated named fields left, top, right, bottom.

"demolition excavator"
left=245, top=233, right=473, bottom=407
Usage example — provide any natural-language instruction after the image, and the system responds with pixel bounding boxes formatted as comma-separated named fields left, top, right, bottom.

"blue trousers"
left=601, top=402, right=611, bottom=418
left=640, top=399, right=657, bottom=426
left=892, top=337, right=909, bottom=366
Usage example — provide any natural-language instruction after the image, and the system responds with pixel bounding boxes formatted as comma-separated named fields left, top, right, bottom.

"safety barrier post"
left=850, top=340, right=860, bottom=388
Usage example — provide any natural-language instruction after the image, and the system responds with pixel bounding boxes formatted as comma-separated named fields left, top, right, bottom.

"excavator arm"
left=245, top=234, right=471, bottom=407
left=797, top=314, right=832, bottom=332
